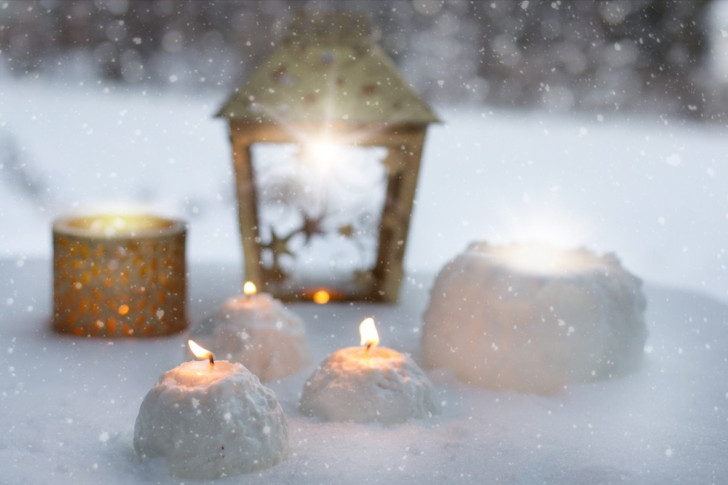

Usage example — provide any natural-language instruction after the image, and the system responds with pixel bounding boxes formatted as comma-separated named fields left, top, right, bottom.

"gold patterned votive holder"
left=52, top=214, right=187, bottom=337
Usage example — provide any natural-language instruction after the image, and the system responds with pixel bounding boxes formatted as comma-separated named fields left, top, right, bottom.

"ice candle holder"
left=52, top=213, right=187, bottom=337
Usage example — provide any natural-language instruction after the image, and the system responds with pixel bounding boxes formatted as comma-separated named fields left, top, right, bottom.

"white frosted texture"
left=422, top=242, right=647, bottom=394
left=299, top=347, right=440, bottom=424
left=133, top=361, right=288, bottom=479
left=190, top=293, right=310, bottom=381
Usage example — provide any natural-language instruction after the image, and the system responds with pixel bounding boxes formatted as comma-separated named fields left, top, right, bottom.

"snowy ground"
left=1, top=77, right=727, bottom=484
left=1, top=260, right=727, bottom=485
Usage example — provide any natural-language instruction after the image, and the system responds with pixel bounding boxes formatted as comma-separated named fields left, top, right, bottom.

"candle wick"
left=365, top=342, right=373, bottom=353
left=208, top=354, right=215, bottom=367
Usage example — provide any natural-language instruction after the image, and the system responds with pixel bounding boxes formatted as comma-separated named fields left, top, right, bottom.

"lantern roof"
left=216, top=11, right=439, bottom=126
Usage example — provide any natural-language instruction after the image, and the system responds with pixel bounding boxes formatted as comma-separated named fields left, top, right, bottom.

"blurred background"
left=1, top=0, right=727, bottom=121
left=1, top=0, right=727, bottom=303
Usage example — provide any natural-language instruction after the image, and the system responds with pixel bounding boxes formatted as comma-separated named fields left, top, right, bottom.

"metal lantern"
left=217, top=12, right=438, bottom=303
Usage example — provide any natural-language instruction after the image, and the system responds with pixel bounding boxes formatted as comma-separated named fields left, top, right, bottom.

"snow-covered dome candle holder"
left=300, top=318, right=439, bottom=424
left=422, top=242, right=647, bottom=394
left=188, top=282, right=310, bottom=382
left=134, top=340, right=288, bottom=479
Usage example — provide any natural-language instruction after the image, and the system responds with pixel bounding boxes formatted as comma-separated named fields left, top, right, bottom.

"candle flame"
left=359, top=317, right=379, bottom=351
left=188, top=339, right=214, bottom=366
left=243, top=281, right=257, bottom=296
left=312, top=290, right=330, bottom=304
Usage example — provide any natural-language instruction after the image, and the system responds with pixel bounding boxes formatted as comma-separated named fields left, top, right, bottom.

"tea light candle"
left=134, top=340, right=289, bottom=479
left=188, top=282, right=310, bottom=382
left=52, top=213, right=187, bottom=337
left=299, top=318, right=439, bottom=424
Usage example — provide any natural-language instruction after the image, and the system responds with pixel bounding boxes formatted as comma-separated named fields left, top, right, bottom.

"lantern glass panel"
left=250, top=143, right=388, bottom=297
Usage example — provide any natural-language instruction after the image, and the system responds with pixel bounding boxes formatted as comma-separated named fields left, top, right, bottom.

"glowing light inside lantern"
left=312, top=290, right=330, bottom=305
left=243, top=281, right=257, bottom=296
left=306, top=138, right=340, bottom=166
left=299, top=137, right=346, bottom=181
left=495, top=243, right=599, bottom=275
left=188, top=339, right=214, bottom=366
left=359, top=317, right=379, bottom=351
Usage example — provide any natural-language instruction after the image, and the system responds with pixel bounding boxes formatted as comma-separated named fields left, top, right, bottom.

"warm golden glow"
left=495, top=244, right=597, bottom=275
left=312, top=290, right=330, bottom=304
left=359, top=317, right=379, bottom=350
left=188, top=339, right=214, bottom=365
left=66, top=214, right=174, bottom=237
left=243, top=281, right=257, bottom=296
left=118, top=304, right=129, bottom=316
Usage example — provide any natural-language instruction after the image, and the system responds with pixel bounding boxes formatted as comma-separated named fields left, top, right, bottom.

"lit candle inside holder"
left=52, top=213, right=187, bottom=337
left=299, top=318, right=439, bottom=425
left=421, top=242, right=648, bottom=394
left=134, top=340, right=288, bottom=479
left=188, top=281, right=310, bottom=382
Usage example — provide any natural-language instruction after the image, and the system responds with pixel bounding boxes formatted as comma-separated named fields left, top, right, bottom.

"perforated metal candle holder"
left=52, top=214, right=187, bottom=337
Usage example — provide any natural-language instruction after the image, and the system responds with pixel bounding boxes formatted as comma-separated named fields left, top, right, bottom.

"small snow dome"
left=217, top=11, right=439, bottom=303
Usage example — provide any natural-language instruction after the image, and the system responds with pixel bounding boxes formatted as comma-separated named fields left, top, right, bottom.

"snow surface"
left=1, top=77, right=727, bottom=484
left=1, top=260, right=727, bottom=484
